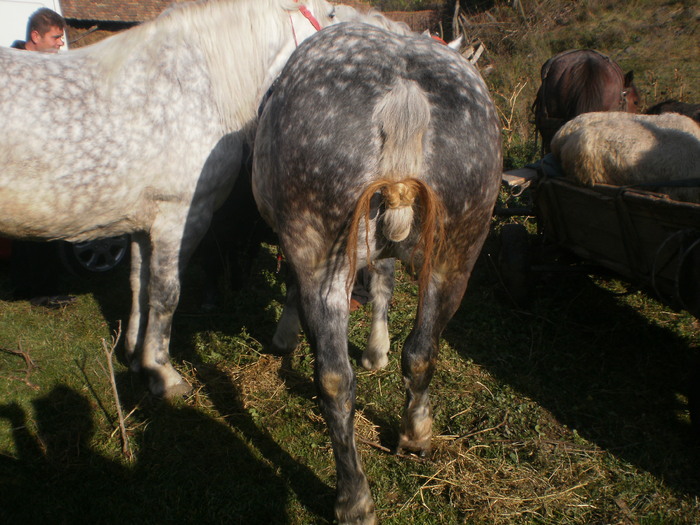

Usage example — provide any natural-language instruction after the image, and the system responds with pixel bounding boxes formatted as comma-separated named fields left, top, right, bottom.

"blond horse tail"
left=347, top=79, right=445, bottom=300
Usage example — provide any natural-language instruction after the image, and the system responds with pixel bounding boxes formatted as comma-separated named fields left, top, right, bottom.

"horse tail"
left=373, top=78, right=432, bottom=241
left=346, top=79, right=446, bottom=301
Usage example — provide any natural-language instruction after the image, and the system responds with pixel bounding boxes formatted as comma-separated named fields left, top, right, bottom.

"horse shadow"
left=444, top=239, right=700, bottom=496
left=6, top=219, right=338, bottom=522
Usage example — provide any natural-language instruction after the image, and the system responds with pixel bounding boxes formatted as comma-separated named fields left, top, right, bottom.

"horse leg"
left=271, top=273, right=302, bottom=353
left=298, top=267, right=376, bottom=525
left=138, top=208, right=211, bottom=398
left=362, top=258, right=395, bottom=370
left=397, top=270, right=471, bottom=457
left=125, top=232, right=149, bottom=372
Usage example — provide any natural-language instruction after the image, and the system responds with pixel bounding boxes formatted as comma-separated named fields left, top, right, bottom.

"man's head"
left=25, top=7, right=66, bottom=53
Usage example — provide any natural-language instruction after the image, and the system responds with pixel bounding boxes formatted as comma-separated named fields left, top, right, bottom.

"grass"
left=2, top=1, right=700, bottom=523
left=1, top=237, right=699, bottom=523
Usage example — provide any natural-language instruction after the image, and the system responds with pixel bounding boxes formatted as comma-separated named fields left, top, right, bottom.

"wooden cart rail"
left=501, top=166, right=700, bottom=318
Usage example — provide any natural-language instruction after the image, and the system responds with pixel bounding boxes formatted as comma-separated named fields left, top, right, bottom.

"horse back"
left=0, top=39, right=224, bottom=241
left=533, top=49, right=635, bottom=151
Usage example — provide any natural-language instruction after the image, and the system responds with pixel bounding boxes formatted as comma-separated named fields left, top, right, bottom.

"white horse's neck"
left=85, top=0, right=335, bottom=132
left=189, top=0, right=332, bottom=132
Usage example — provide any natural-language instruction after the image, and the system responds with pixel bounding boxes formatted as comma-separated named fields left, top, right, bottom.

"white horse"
left=0, top=0, right=340, bottom=398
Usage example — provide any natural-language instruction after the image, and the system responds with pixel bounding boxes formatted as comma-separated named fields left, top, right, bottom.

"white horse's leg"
left=139, top=206, right=212, bottom=398
left=362, top=258, right=395, bottom=370
left=272, top=276, right=302, bottom=353
left=125, top=233, right=149, bottom=372
left=141, top=239, right=188, bottom=397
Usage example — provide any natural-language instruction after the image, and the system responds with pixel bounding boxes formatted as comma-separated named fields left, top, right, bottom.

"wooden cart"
left=499, top=163, right=700, bottom=319
left=498, top=161, right=700, bottom=432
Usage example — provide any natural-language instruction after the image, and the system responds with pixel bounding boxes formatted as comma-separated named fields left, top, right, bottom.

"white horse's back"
left=0, top=0, right=341, bottom=241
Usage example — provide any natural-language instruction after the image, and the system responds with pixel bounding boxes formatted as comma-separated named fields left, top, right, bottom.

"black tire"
left=498, top=223, right=532, bottom=307
left=57, top=235, right=130, bottom=277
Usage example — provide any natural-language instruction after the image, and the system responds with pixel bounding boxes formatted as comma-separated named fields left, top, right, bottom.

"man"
left=11, top=7, right=66, bottom=52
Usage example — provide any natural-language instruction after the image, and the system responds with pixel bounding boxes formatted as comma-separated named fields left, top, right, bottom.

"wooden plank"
left=534, top=176, right=700, bottom=313
left=502, top=167, right=538, bottom=188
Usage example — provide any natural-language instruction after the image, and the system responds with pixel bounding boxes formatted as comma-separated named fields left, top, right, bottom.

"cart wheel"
left=498, top=223, right=532, bottom=307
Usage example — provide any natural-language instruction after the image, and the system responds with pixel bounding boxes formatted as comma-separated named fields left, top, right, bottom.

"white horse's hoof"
left=361, top=352, right=389, bottom=371
left=147, top=364, right=192, bottom=398
left=162, top=380, right=193, bottom=399
left=362, top=331, right=390, bottom=370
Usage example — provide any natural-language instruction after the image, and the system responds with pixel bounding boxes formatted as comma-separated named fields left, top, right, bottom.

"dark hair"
left=26, top=7, right=66, bottom=41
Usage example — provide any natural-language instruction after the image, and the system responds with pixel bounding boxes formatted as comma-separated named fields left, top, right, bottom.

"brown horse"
left=646, top=99, right=700, bottom=123
left=532, top=49, right=639, bottom=153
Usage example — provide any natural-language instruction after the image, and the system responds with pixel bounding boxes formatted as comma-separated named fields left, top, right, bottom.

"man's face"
left=30, top=26, right=65, bottom=52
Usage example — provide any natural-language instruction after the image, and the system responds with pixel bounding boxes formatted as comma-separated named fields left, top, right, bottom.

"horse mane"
left=333, top=5, right=413, bottom=35
left=80, top=0, right=332, bottom=132
left=564, top=55, right=623, bottom=117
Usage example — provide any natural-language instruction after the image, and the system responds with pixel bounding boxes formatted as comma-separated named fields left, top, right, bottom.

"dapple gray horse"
left=253, top=23, right=502, bottom=524
left=0, top=0, right=340, bottom=398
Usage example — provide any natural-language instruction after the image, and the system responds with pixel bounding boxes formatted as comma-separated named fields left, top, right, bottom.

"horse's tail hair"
left=345, top=80, right=446, bottom=302
left=373, top=78, right=432, bottom=241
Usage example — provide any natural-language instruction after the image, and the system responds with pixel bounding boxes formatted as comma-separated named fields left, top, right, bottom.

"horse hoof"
left=147, top=368, right=193, bottom=399
left=361, top=352, right=388, bottom=371
left=162, top=380, right=193, bottom=399
left=395, top=444, right=432, bottom=458
left=396, top=435, right=432, bottom=458
left=335, top=492, right=376, bottom=525
left=338, top=514, right=377, bottom=525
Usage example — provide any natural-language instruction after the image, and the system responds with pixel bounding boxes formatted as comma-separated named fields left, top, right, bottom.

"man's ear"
left=30, top=30, right=40, bottom=43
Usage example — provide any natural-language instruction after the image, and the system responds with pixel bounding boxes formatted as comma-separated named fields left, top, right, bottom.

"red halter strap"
left=290, top=2, right=323, bottom=47
left=296, top=4, right=322, bottom=31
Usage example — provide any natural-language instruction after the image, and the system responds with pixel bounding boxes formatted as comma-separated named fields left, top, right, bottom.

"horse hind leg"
left=398, top=269, right=471, bottom=456
left=297, top=267, right=376, bottom=524
left=362, top=258, right=395, bottom=370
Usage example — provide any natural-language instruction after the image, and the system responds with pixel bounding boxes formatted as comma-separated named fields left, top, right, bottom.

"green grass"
left=1, top=240, right=698, bottom=523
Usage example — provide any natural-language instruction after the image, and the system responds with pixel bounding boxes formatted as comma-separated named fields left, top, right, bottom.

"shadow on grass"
left=0, top=383, right=293, bottom=523
left=0, top=247, right=336, bottom=523
left=0, top=369, right=334, bottom=524
left=445, top=244, right=700, bottom=497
